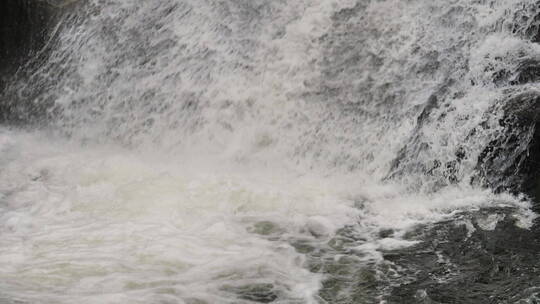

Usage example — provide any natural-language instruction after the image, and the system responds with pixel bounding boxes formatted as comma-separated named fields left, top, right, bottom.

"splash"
left=1, top=0, right=540, bottom=303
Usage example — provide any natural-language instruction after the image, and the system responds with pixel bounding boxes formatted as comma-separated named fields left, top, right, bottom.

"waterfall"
left=1, top=0, right=540, bottom=303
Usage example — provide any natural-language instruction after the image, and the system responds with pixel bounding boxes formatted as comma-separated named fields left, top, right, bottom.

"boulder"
left=476, top=92, right=540, bottom=205
left=1, top=0, right=52, bottom=76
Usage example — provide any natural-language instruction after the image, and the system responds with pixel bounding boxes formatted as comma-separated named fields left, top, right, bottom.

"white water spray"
left=1, top=0, right=539, bottom=303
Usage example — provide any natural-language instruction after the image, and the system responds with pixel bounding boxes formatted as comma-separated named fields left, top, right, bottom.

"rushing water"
left=2, top=0, right=540, bottom=303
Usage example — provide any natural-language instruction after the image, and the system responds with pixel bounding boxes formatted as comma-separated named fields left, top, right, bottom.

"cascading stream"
left=2, top=0, right=540, bottom=303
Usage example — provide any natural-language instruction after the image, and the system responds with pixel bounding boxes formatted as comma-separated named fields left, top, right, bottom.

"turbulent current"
left=3, top=0, right=540, bottom=303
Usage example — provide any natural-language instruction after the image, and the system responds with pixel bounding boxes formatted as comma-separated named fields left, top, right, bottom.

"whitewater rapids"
left=0, top=130, right=531, bottom=303
left=1, top=0, right=540, bottom=303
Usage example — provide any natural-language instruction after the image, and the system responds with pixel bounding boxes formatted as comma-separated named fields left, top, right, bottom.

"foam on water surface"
left=0, top=127, right=532, bottom=303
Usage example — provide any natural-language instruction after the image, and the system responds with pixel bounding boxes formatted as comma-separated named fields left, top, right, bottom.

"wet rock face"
left=476, top=93, right=540, bottom=203
left=0, top=0, right=76, bottom=123
left=469, top=5, right=540, bottom=202
left=0, top=0, right=53, bottom=123
left=0, top=0, right=54, bottom=75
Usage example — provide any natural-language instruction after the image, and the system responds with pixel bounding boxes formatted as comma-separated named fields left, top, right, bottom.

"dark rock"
left=475, top=92, right=540, bottom=205
left=0, top=0, right=77, bottom=123
left=0, top=0, right=57, bottom=77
